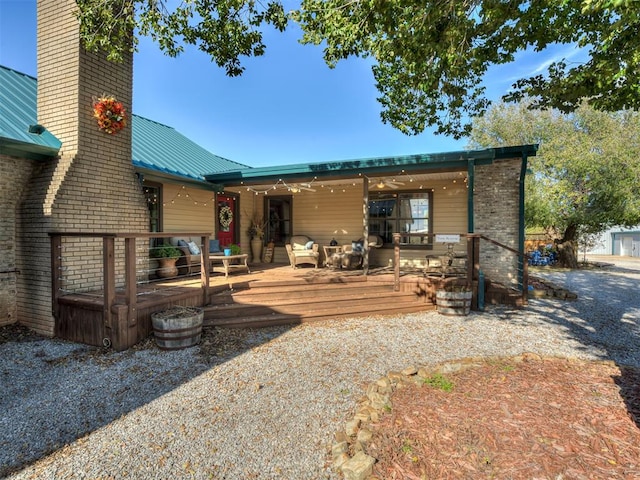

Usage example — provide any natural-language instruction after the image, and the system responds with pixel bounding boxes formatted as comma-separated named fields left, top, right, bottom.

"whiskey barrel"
left=151, top=306, right=203, bottom=350
left=436, top=290, right=472, bottom=316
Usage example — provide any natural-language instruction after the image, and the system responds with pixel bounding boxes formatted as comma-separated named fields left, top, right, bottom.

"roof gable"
left=132, top=115, right=248, bottom=181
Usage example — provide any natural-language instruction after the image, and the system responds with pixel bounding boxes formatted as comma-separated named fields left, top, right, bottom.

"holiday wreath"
left=92, top=95, right=127, bottom=134
left=219, top=206, right=233, bottom=228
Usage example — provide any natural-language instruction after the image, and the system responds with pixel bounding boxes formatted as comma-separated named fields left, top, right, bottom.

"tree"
left=469, top=100, right=640, bottom=268
left=75, top=0, right=288, bottom=76
left=76, top=1, right=639, bottom=136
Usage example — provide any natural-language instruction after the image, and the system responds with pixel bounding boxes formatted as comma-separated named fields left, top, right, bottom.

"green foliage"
left=76, top=1, right=640, bottom=136
left=469, top=99, right=640, bottom=259
left=75, top=0, right=288, bottom=76
left=229, top=243, right=242, bottom=255
left=150, top=243, right=182, bottom=259
left=423, top=373, right=454, bottom=392
left=295, top=0, right=640, bottom=137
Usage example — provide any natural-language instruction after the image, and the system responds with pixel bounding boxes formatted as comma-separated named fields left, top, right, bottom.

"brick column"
left=473, top=158, right=522, bottom=287
left=16, top=0, right=148, bottom=336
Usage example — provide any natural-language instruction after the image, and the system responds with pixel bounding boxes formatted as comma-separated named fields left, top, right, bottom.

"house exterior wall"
left=474, top=157, right=523, bottom=287
left=228, top=177, right=469, bottom=267
left=15, top=0, right=148, bottom=336
left=0, top=155, right=37, bottom=326
left=161, top=183, right=216, bottom=234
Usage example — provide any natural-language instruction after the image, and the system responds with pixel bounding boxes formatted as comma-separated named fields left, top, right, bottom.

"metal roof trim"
left=0, top=136, right=60, bottom=161
left=204, top=145, right=537, bottom=185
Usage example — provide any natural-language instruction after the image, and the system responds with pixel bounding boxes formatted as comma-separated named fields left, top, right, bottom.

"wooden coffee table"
left=209, top=254, right=250, bottom=278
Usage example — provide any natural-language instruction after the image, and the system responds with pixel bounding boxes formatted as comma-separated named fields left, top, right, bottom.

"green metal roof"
left=0, top=64, right=247, bottom=180
left=204, top=145, right=538, bottom=186
left=2, top=63, right=537, bottom=186
left=132, top=115, right=248, bottom=182
left=0, top=65, right=61, bottom=160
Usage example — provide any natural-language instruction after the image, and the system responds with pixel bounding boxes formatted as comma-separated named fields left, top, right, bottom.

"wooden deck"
left=55, top=262, right=439, bottom=348
left=204, top=263, right=436, bottom=328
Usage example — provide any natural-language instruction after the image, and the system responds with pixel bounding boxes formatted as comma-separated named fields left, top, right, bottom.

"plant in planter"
left=247, top=213, right=266, bottom=240
left=150, top=244, right=182, bottom=278
left=247, top=213, right=266, bottom=262
left=229, top=243, right=242, bottom=255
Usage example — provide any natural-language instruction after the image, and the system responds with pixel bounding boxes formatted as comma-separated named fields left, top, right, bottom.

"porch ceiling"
left=236, top=170, right=469, bottom=194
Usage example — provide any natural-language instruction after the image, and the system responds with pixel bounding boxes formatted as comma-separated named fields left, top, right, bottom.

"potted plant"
left=247, top=213, right=267, bottom=262
left=150, top=244, right=182, bottom=278
left=435, top=283, right=472, bottom=316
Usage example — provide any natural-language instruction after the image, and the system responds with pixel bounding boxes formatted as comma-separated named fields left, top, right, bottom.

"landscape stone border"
left=528, top=276, right=578, bottom=300
left=330, top=353, right=582, bottom=480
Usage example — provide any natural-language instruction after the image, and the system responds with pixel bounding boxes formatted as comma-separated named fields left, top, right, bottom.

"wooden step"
left=204, top=301, right=432, bottom=328
left=204, top=276, right=434, bottom=328
left=211, top=283, right=398, bottom=306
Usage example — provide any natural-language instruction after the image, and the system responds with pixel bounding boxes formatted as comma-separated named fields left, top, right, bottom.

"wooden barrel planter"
left=436, top=290, right=472, bottom=316
left=151, top=306, right=203, bottom=350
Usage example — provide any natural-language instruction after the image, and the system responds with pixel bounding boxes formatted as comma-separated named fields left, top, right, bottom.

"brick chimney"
left=16, top=0, right=148, bottom=337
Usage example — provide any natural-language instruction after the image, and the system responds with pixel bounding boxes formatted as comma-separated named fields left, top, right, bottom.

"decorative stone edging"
left=330, top=353, right=576, bottom=480
left=529, top=276, right=578, bottom=300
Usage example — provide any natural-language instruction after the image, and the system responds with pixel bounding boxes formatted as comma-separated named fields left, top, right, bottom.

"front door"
left=217, top=195, right=237, bottom=247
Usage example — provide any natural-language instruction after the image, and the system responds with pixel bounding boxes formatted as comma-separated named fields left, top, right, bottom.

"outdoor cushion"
left=187, top=241, right=200, bottom=255
left=291, top=235, right=312, bottom=251
left=209, top=239, right=221, bottom=253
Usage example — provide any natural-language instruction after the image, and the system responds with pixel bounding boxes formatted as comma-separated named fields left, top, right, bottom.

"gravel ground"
left=1, top=256, right=639, bottom=479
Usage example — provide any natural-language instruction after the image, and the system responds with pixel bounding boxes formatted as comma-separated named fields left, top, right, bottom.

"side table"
left=322, top=245, right=343, bottom=267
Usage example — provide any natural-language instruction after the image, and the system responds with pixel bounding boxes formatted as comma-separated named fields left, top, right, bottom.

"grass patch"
left=423, top=373, right=454, bottom=392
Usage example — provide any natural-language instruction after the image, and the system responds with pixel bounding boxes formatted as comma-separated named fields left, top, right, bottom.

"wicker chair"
left=285, top=235, right=319, bottom=268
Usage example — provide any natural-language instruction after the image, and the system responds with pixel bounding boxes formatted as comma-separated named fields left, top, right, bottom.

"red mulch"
left=365, top=357, right=640, bottom=479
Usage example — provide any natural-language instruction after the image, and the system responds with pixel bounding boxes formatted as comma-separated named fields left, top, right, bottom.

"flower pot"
left=224, top=248, right=231, bottom=256
left=250, top=238, right=263, bottom=263
left=151, top=306, right=203, bottom=350
left=156, top=257, right=178, bottom=278
left=436, top=290, right=472, bottom=316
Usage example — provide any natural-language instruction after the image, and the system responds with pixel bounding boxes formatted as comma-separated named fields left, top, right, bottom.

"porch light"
left=376, top=180, right=386, bottom=189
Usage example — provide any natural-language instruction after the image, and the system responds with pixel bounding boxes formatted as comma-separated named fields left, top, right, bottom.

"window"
left=143, top=182, right=162, bottom=233
left=264, top=196, right=292, bottom=246
left=368, top=191, right=432, bottom=246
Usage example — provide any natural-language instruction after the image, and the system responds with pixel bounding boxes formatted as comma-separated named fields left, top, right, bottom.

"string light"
left=163, top=184, right=215, bottom=207
left=243, top=177, right=319, bottom=195
left=160, top=172, right=469, bottom=204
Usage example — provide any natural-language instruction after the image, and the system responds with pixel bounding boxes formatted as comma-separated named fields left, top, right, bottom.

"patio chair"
left=285, top=235, right=319, bottom=268
left=340, top=235, right=384, bottom=269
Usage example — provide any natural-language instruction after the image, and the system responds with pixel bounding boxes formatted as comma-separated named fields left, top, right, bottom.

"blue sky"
left=0, top=0, right=583, bottom=167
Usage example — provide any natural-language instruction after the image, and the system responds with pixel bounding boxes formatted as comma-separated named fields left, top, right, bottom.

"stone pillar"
left=16, top=0, right=148, bottom=337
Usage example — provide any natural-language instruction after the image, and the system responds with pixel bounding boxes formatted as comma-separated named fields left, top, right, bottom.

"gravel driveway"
left=1, top=256, right=639, bottom=479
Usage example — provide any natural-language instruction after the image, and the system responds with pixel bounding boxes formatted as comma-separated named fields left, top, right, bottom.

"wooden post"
left=50, top=234, right=62, bottom=323
left=522, top=256, right=529, bottom=306
left=103, top=236, right=115, bottom=339
left=362, top=178, right=370, bottom=275
left=201, top=235, right=210, bottom=305
left=124, top=237, right=137, bottom=327
left=393, top=232, right=401, bottom=292
left=467, top=235, right=481, bottom=310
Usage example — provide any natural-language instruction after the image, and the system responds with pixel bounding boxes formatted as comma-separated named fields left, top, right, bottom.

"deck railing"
left=50, top=232, right=211, bottom=350
left=391, top=232, right=529, bottom=306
